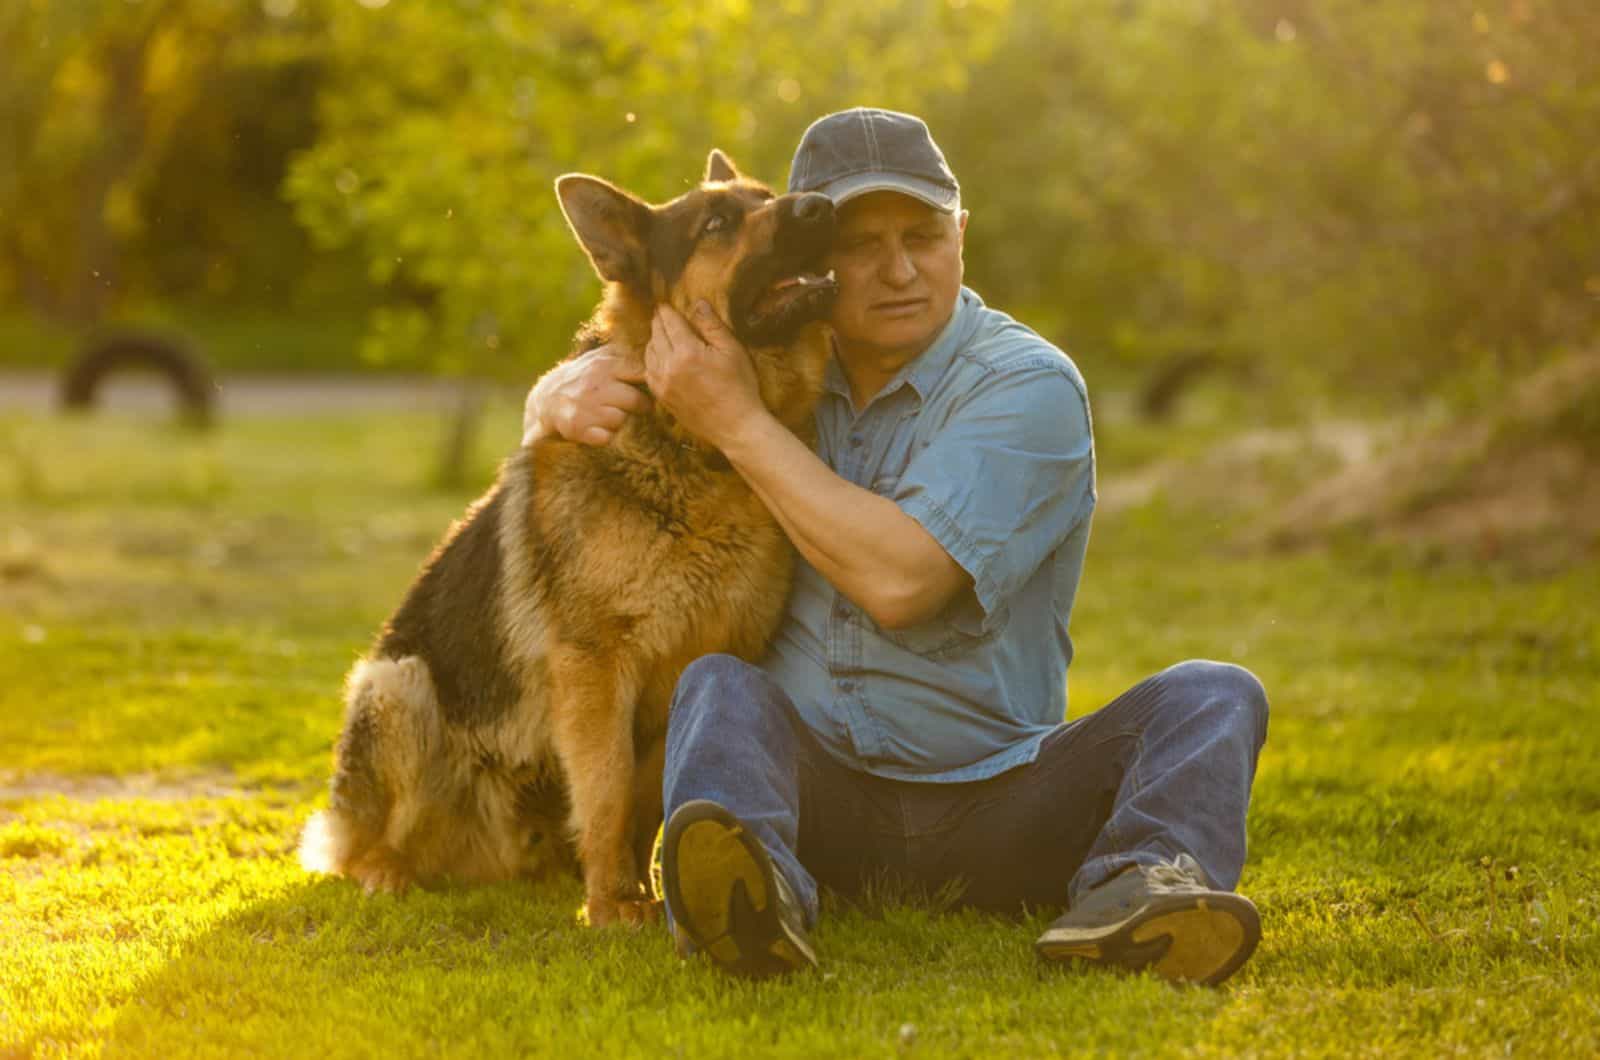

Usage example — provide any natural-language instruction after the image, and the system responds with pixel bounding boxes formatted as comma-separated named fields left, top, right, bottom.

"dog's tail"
left=299, top=656, right=439, bottom=880
left=297, top=809, right=347, bottom=874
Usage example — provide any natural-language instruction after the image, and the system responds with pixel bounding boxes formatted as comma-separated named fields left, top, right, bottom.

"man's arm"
left=723, top=408, right=970, bottom=630
left=646, top=303, right=970, bottom=631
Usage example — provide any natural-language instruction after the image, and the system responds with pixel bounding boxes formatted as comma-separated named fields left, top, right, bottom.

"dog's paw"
left=617, top=897, right=663, bottom=928
left=583, top=894, right=621, bottom=927
left=583, top=892, right=660, bottom=928
left=351, top=847, right=413, bottom=896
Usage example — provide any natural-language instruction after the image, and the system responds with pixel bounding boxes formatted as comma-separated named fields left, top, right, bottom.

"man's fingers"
left=654, top=303, right=699, bottom=351
left=690, top=300, right=738, bottom=349
left=577, top=343, right=646, bottom=383
left=599, top=352, right=648, bottom=383
left=594, top=405, right=628, bottom=431
left=604, top=380, right=653, bottom=413
left=580, top=425, right=613, bottom=446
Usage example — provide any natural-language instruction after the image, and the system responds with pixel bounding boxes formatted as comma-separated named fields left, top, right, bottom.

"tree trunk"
left=433, top=381, right=488, bottom=491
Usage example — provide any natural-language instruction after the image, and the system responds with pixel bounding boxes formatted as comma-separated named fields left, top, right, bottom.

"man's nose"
left=881, top=242, right=917, bottom=286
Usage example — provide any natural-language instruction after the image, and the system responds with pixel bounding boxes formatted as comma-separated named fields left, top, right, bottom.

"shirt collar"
left=822, top=287, right=983, bottom=407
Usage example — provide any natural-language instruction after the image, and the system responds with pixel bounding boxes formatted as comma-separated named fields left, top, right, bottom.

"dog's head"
left=556, top=150, right=839, bottom=349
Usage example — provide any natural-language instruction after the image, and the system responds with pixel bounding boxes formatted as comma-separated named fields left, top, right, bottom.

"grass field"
left=0, top=307, right=375, bottom=376
left=2, top=397, right=1597, bottom=1058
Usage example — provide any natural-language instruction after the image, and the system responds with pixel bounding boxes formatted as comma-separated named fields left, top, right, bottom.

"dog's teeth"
left=770, top=270, right=835, bottom=294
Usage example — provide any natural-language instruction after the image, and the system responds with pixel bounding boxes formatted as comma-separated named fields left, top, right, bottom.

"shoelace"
left=1142, top=860, right=1208, bottom=892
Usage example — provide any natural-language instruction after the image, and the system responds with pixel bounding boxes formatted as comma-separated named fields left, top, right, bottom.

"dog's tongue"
left=770, top=268, right=836, bottom=293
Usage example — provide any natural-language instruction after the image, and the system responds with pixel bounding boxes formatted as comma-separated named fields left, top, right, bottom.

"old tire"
left=59, top=332, right=217, bottom=428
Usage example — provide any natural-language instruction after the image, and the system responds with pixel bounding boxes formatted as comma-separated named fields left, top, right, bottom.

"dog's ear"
left=555, top=174, right=652, bottom=288
left=704, top=149, right=741, bottom=183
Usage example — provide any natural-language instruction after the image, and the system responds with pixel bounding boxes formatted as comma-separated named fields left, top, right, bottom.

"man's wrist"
left=716, top=405, right=782, bottom=468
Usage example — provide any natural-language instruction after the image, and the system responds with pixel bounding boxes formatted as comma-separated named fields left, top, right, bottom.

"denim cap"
left=788, top=108, right=960, bottom=212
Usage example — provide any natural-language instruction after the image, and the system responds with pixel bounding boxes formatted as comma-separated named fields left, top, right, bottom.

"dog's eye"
left=703, top=214, right=730, bottom=236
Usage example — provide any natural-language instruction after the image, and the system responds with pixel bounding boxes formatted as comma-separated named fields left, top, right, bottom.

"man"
left=524, top=108, right=1269, bottom=985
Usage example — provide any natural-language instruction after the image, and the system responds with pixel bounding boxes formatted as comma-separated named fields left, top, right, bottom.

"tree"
left=934, top=0, right=1600, bottom=409
left=286, top=0, right=1007, bottom=384
left=0, top=0, right=334, bottom=324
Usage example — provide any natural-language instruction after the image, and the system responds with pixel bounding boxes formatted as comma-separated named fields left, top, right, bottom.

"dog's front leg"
left=548, top=646, right=655, bottom=928
left=630, top=733, right=667, bottom=894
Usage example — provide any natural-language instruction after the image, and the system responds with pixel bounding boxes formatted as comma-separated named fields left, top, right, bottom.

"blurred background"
left=1, top=0, right=1597, bottom=552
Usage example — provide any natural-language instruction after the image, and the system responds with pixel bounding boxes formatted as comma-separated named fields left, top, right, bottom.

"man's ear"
left=704, top=148, right=741, bottom=183
left=555, top=174, right=652, bottom=287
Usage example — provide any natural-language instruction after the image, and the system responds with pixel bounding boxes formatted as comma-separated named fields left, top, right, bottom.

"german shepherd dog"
left=299, top=150, right=838, bottom=926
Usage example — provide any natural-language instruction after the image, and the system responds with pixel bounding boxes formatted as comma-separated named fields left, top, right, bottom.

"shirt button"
left=848, top=433, right=864, bottom=448
left=837, top=678, right=857, bottom=693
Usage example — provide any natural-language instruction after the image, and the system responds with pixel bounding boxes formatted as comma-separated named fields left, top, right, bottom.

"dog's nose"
left=791, top=193, right=832, bottom=223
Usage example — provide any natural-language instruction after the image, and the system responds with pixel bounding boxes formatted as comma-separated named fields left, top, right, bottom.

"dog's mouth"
left=750, top=268, right=838, bottom=321
left=734, top=261, right=839, bottom=346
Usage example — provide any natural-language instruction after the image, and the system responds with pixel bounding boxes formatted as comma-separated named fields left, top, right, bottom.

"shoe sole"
left=1035, top=892, right=1261, bottom=986
left=661, top=800, right=815, bottom=978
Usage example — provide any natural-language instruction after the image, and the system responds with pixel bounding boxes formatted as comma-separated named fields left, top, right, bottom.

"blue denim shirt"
left=760, top=287, right=1095, bottom=782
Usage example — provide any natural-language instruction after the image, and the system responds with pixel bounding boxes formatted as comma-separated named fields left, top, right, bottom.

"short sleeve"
left=894, top=360, right=1094, bottom=627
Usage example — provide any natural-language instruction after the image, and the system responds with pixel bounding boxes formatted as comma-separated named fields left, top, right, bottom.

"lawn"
left=2, top=396, right=1596, bottom=1058
left=0, top=306, right=376, bottom=376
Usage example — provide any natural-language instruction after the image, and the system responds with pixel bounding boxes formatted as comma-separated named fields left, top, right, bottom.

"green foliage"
left=939, top=0, right=1600, bottom=399
left=286, top=0, right=1598, bottom=396
left=285, top=0, right=1007, bottom=379
left=0, top=0, right=356, bottom=323
left=2, top=404, right=1599, bottom=1055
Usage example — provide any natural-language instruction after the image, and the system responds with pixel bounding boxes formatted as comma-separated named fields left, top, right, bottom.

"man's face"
left=825, top=191, right=968, bottom=362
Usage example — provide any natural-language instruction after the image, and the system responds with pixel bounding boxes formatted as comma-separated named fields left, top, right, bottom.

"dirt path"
left=1097, top=419, right=1385, bottom=514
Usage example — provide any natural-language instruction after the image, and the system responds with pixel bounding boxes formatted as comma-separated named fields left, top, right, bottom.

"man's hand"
left=644, top=302, right=768, bottom=451
left=522, top=345, right=653, bottom=447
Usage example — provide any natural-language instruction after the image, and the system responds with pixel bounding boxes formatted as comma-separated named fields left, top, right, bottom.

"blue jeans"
left=662, top=656, right=1269, bottom=926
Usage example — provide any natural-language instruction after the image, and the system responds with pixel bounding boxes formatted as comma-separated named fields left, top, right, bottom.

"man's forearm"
left=720, top=411, right=967, bottom=629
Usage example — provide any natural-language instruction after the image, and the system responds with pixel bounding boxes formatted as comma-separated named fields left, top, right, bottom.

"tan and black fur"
left=299, top=151, right=838, bottom=926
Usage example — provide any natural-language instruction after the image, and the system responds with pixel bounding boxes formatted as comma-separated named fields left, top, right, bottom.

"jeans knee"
left=669, top=653, right=775, bottom=736
left=678, top=652, right=752, bottom=693
left=1161, top=659, right=1269, bottom=742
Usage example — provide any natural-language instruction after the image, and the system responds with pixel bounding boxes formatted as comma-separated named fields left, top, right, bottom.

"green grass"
left=0, top=305, right=376, bottom=374
left=2, top=401, right=1597, bottom=1058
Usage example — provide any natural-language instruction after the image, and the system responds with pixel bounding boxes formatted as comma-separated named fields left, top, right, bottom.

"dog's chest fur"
left=377, top=404, right=800, bottom=781
left=520, top=428, right=794, bottom=689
